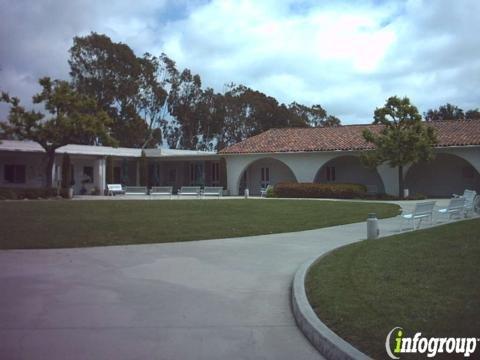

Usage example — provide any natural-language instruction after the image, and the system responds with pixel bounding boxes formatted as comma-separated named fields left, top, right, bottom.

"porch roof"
left=219, top=120, right=480, bottom=154
left=0, top=140, right=217, bottom=158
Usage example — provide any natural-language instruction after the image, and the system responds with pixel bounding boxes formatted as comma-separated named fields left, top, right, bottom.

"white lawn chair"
left=400, top=201, right=436, bottom=230
left=453, top=189, right=478, bottom=217
left=436, top=197, right=465, bottom=222
left=150, top=186, right=173, bottom=199
left=260, top=185, right=273, bottom=198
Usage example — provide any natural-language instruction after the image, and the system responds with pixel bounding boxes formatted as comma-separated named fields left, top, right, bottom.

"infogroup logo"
left=385, top=327, right=479, bottom=359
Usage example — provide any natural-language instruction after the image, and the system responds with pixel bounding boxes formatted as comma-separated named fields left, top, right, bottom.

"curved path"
left=0, top=200, right=453, bottom=359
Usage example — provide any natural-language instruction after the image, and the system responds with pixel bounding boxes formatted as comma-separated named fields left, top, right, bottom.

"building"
left=0, top=141, right=223, bottom=195
left=220, top=121, right=480, bottom=197
left=1, top=120, right=479, bottom=197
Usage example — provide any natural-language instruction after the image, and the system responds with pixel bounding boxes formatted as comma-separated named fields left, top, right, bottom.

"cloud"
left=1, top=0, right=479, bottom=124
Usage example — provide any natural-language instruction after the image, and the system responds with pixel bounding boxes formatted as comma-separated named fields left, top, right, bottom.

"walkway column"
left=94, top=157, right=106, bottom=195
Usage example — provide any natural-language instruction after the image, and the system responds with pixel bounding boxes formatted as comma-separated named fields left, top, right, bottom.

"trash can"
left=244, top=188, right=249, bottom=199
left=367, top=213, right=379, bottom=239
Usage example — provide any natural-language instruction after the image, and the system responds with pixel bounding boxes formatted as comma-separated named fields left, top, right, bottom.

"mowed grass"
left=0, top=199, right=399, bottom=249
left=306, top=218, right=480, bottom=359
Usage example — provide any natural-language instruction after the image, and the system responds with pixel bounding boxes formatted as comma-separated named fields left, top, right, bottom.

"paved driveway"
left=0, top=200, right=458, bottom=359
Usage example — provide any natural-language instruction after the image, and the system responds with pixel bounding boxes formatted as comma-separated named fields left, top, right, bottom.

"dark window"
left=83, top=166, right=94, bottom=183
left=4, top=164, right=26, bottom=184
left=212, top=162, right=220, bottom=185
left=261, top=167, right=270, bottom=182
left=113, top=167, right=122, bottom=183
left=326, top=166, right=336, bottom=181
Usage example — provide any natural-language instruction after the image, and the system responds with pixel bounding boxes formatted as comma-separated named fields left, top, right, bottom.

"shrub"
left=266, top=186, right=276, bottom=198
left=274, top=182, right=367, bottom=199
left=0, top=187, right=57, bottom=200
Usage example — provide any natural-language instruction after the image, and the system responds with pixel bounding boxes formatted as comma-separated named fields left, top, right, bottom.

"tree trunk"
left=45, top=150, right=56, bottom=188
left=398, top=165, right=404, bottom=199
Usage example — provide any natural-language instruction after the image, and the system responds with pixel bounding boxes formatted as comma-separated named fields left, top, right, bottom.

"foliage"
left=425, top=103, right=480, bottom=121
left=265, top=186, right=276, bottom=198
left=1, top=77, right=115, bottom=187
left=274, top=182, right=367, bottom=199
left=0, top=187, right=57, bottom=200
left=68, top=33, right=342, bottom=151
left=362, top=96, right=437, bottom=198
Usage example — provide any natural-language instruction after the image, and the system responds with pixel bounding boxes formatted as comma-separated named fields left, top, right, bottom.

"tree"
left=425, top=103, right=465, bottom=121
left=362, top=96, right=437, bottom=198
left=466, top=108, right=480, bottom=120
left=0, top=77, right=116, bottom=187
left=69, top=32, right=158, bottom=148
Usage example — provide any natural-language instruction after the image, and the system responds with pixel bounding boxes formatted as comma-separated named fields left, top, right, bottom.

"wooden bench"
left=400, top=201, right=436, bottom=230
left=177, top=186, right=201, bottom=198
left=202, top=187, right=223, bottom=198
left=124, top=186, right=148, bottom=195
left=437, top=197, right=465, bottom=222
left=107, top=184, right=125, bottom=196
left=150, top=186, right=173, bottom=199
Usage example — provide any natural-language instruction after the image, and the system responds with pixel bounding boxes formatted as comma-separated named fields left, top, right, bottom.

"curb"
left=291, top=252, right=372, bottom=360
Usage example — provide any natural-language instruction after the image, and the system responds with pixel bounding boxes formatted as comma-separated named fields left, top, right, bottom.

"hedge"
left=273, top=182, right=367, bottom=199
left=0, top=187, right=58, bottom=200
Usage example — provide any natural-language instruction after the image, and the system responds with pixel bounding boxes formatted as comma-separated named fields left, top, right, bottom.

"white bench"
left=124, top=186, right=148, bottom=195
left=107, top=184, right=125, bottom=196
left=437, top=197, right=465, bottom=222
left=202, top=187, right=223, bottom=198
left=178, top=186, right=201, bottom=198
left=150, top=186, right=173, bottom=199
left=400, top=201, right=436, bottom=230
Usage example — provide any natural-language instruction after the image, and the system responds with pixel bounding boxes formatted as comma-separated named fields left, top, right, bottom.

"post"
left=367, top=213, right=379, bottom=239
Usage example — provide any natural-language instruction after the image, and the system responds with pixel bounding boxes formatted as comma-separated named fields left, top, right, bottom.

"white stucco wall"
left=0, top=152, right=48, bottom=188
left=224, top=146, right=480, bottom=196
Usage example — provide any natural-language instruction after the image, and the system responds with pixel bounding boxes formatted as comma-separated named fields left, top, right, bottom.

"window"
left=326, top=166, right=336, bottom=181
left=4, top=165, right=26, bottom=184
left=261, top=167, right=270, bottom=182
left=212, top=162, right=220, bottom=185
left=83, top=166, right=94, bottom=183
left=261, top=167, right=270, bottom=187
left=113, top=167, right=122, bottom=183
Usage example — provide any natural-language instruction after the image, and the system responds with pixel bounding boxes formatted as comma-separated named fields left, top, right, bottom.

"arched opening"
left=405, top=153, right=480, bottom=197
left=314, top=155, right=385, bottom=194
left=238, top=157, right=297, bottom=195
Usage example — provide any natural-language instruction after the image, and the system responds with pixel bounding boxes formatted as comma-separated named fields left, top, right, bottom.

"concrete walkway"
left=0, top=200, right=468, bottom=360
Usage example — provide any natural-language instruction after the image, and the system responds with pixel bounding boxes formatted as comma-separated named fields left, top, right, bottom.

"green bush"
left=0, top=187, right=57, bottom=200
left=274, top=182, right=367, bottom=199
left=266, top=186, right=276, bottom=198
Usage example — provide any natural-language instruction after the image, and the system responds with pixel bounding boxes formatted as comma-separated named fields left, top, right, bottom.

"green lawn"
left=0, top=199, right=399, bottom=249
left=306, top=218, right=480, bottom=359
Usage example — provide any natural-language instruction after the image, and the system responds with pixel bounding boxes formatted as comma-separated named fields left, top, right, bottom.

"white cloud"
left=1, top=0, right=479, bottom=124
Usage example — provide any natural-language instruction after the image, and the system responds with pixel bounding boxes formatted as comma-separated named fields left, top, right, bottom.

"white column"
left=94, top=157, right=106, bottom=195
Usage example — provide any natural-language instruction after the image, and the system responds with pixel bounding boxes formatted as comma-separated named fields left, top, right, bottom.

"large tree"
left=69, top=32, right=161, bottom=147
left=0, top=77, right=116, bottom=187
left=362, top=96, right=437, bottom=198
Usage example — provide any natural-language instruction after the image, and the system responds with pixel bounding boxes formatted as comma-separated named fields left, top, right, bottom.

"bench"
left=202, top=186, right=223, bottom=198
left=150, top=186, right=173, bottom=199
left=124, top=186, right=148, bottom=195
left=107, top=184, right=125, bottom=196
left=400, top=201, right=436, bottom=230
left=177, top=186, right=201, bottom=198
left=437, top=197, right=465, bottom=222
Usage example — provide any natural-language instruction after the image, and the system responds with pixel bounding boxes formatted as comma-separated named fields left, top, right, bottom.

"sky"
left=0, top=0, right=479, bottom=124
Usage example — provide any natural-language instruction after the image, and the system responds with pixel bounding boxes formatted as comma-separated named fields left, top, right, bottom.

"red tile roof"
left=219, top=121, right=480, bottom=154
